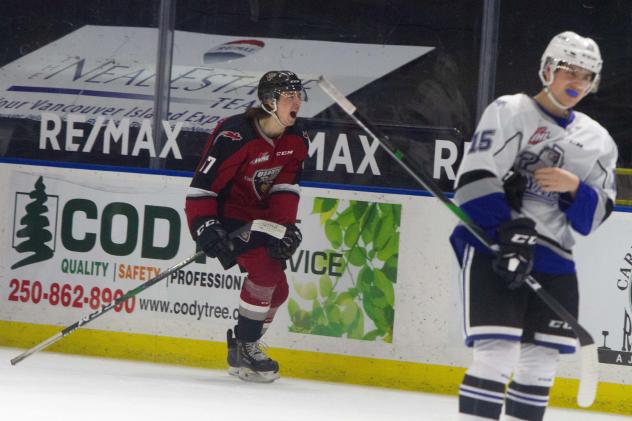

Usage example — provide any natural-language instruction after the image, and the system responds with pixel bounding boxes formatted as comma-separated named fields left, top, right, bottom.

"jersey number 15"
left=468, top=129, right=495, bottom=153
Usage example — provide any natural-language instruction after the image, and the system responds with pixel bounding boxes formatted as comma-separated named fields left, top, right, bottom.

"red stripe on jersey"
left=185, top=196, right=218, bottom=236
left=268, top=192, right=299, bottom=224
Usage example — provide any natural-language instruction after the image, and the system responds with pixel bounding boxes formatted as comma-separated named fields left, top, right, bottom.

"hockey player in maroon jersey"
left=185, top=70, right=309, bottom=382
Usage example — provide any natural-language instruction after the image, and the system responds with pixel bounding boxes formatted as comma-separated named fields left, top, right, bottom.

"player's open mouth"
left=290, top=111, right=297, bottom=118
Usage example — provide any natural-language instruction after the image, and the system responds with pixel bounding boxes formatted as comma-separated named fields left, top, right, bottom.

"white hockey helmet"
left=538, top=31, right=603, bottom=93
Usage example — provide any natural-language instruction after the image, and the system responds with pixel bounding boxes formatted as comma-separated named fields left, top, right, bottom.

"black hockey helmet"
left=257, top=70, right=304, bottom=102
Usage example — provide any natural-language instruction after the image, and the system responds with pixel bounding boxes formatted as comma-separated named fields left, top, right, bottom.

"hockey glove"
left=492, top=217, right=538, bottom=289
left=503, top=170, right=527, bottom=212
left=268, top=224, right=302, bottom=260
left=196, top=218, right=233, bottom=260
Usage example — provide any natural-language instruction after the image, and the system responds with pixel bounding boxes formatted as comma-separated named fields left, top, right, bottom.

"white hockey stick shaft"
left=318, top=75, right=597, bottom=407
left=10, top=219, right=285, bottom=366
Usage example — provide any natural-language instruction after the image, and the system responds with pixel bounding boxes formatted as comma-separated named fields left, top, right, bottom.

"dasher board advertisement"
left=0, top=166, right=402, bottom=352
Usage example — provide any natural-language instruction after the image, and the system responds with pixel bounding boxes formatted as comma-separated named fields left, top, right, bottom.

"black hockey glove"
left=268, top=224, right=302, bottom=260
left=503, top=170, right=527, bottom=212
left=492, top=217, right=538, bottom=289
left=196, top=218, right=233, bottom=260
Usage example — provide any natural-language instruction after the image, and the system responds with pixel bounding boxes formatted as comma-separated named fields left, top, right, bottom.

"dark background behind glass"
left=2, top=0, right=630, bottom=167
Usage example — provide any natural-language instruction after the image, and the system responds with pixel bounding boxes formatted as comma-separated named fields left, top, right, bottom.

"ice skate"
left=226, top=329, right=239, bottom=376
left=236, top=340, right=280, bottom=383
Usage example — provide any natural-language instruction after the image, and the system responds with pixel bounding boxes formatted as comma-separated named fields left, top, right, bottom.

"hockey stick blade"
left=578, top=344, right=599, bottom=407
left=10, top=220, right=285, bottom=366
left=524, top=277, right=598, bottom=407
left=318, top=75, right=598, bottom=407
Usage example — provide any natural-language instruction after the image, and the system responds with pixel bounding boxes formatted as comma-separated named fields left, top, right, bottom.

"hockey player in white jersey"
left=450, top=32, right=617, bottom=420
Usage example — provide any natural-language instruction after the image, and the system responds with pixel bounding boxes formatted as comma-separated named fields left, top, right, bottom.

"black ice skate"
left=226, top=329, right=238, bottom=376
left=236, top=339, right=280, bottom=383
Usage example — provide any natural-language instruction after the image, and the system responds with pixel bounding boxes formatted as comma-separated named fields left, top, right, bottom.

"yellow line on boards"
left=1, top=320, right=630, bottom=415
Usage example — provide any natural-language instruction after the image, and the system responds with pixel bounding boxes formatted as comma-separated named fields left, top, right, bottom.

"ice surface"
left=0, top=347, right=628, bottom=421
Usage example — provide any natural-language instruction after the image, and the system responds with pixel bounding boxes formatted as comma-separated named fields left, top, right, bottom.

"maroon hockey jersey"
left=185, top=113, right=309, bottom=236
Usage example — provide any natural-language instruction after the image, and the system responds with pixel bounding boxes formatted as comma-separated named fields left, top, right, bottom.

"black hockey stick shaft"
left=10, top=220, right=279, bottom=366
left=318, top=76, right=598, bottom=407
left=317, top=76, right=592, bottom=344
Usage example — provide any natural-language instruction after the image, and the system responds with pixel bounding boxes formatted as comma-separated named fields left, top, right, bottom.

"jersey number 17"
left=201, top=156, right=217, bottom=174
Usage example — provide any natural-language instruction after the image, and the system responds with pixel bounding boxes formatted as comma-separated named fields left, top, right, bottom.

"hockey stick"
left=10, top=219, right=287, bottom=366
left=318, top=76, right=598, bottom=407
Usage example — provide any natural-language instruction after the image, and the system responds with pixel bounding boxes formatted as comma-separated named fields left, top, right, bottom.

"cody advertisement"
left=1, top=168, right=400, bottom=346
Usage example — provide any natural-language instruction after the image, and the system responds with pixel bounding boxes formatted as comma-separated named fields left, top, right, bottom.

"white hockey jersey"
left=450, top=93, right=618, bottom=274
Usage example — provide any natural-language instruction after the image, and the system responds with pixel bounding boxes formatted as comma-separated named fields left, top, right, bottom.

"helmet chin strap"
left=544, top=86, right=572, bottom=110
left=542, top=68, right=592, bottom=112
left=262, top=99, right=289, bottom=128
left=542, top=70, right=573, bottom=111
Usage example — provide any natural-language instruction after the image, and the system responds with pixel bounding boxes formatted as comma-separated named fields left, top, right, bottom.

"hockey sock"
left=459, top=374, right=506, bottom=419
left=261, top=307, right=277, bottom=336
left=235, top=315, right=264, bottom=342
left=459, top=339, right=520, bottom=420
left=504, top=381, right=550, bottom=420
left=504, top=343, right=557, bottom=421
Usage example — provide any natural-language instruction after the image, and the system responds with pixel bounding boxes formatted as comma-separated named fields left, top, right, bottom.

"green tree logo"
left=288, top=198, right=400, bottom=342
left=12, top=176, right=55, bottom=269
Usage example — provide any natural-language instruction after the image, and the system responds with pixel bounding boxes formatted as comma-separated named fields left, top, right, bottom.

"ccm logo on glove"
left=510, top=233, right=538, bottom=245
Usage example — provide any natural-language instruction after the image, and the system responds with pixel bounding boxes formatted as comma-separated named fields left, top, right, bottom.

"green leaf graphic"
left=374, top=269, right=395, bottom=307
left=341, top=299, right=358, bottom=325
left=325, top=220, right=343, bottom=248
left=295, top=281, right=318, bottom=300
left=319, top=275, right=333, bottom=298
left=347, top=245, right=366, bottom=267
left=344, top=223, right=360, bottom=248
left=337, top=207, right=356, bottom=229
left=377, top=232, right=399, bottom=261
left=374, top=213, right=394, bottom=250
left=357, top=266, right=373, bottom=294
left=289, top=198, right=401, bottom=343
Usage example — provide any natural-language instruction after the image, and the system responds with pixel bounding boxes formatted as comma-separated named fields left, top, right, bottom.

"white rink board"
left=0, top=163, right=630, bottom=388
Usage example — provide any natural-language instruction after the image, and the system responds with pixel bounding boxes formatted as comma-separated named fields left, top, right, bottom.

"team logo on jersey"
left=528, top=127, right=552, bottom=145
left=202, top=39, right=265, bottom=64
left=251, top=152, right=270, bottom=165
left=517, top=145, right=566, bottom=204
left=518, top=145, right=565, bottom=173
left=252, top=166, right=282, bottom=199
left=216, top=130, right=242, bottom=142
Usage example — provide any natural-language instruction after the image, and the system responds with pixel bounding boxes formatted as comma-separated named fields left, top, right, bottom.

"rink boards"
left=0, top=163, right=630, bottom=415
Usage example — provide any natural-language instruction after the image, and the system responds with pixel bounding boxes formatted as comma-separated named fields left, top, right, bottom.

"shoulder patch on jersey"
left=216, top=130, right=242, bottom=142
left=250, top=152, right=271, bottom=164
